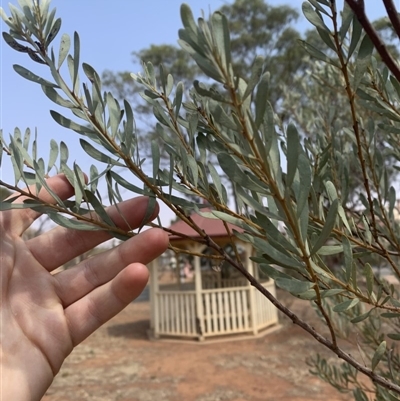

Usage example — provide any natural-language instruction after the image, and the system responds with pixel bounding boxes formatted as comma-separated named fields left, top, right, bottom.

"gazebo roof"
left=168, top=209, right=244, bottom=241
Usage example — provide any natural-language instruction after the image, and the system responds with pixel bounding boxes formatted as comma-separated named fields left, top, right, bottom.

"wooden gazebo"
left=148, top=211, right=278, bottom=341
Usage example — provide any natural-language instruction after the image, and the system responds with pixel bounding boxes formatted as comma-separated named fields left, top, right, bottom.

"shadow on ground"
left=107, top=319, right=150, bottom=339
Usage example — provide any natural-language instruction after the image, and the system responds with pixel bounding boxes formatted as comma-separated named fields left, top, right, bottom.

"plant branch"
left=345, top=0, right=400, bottom=83
left=209, top=236, right=400, bottom=395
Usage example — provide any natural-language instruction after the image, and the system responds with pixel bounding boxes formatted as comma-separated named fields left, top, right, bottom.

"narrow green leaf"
left=339, top=1, right=353, bottom=41
left=353, top=34, right=374, bottom=89
left=43, top=6, right=56, bottom=38
left=59, top=141, right=69, bottom=167
left=275, top=278, right=314, bottom=295
left=72, top=163, right=85, bottom=206
left=302, top=2, right=330, bottom=32
left=338, top=204, right=351, bottom=233
left=106, top=92, right=121, bottom=137
left=13, top=64, right=58, bottom=87
left=82, top=62, right=101, bottom=89
left=317, top=245, right=343, bottom=255
left=46, top=17, right=61, bottom=46
left=0, top=201, right=48, bottom=211
left=2, top=32, right=29, bottom=53
left=9, top=137, right=25, bottom=185
left=58, top=33, right=70, bottom=69
left=258, top=264, right=293, bottom=281
left=153, top=101, right=171, bottom=127
left=255, top=72, right=270, bottom=128
left=186, top=154, right=198, bottom=187
left=138, top=195, right=157, bottom=232
left=204, top=210, right=255, bottom=233
left=388, top=186, right=396, bottom=220
left=243, top=56, right=264, bottom=100
left=351, top=308, right=373, bottom=323
left=165, top=74, right=174, bottom=97
left=236, top=186, right=273, bottom=216
left=353, top=388, right=369, bottom=401
left=0, top=8, right=17, bottom=29
left=218, top=153, right=266, bottom=193
left=50, top=110, right=96, bottom=135
left=380, top=312, right=400, bottom=318
left=209, top=101, right=237, bottom=130
left=110, top=171, right=144, bottom=195
left=299, top=41, right=339, bottom=68
left=80, top=139, right=124, bottom=166
left=151, top=140, right=160, bottom=179
left=22, top=128, right=31, bottom=150
left=84, top=190, right=115, bottom=228
left=123, top=99, right=135, bottom=157
left=298, top=201, right=309, bottom=242
left=42, top=85, right=76, bottom=108
left=193, top=80, right=227, bottom=103
left=180, top=3, right=198, bottom=34
left=348, top=15, right=362, bottom=60
left=371, top=341, right=386, bottom=371
left=33, top=160, right=64, bottom=206
left=286, top=123, right=300, bottom=187
left=174, top=81, right=184, bottom=117
left=343, top=236, right=353, bottom=282
left=333, top=298, right=359, bottom=312
left=296, top=154, right=311, bottom=217
left=387, top=333, right=400, bottom=341
left=48, top=212, right=103, bottom=231
left=211, top=11, right=231, bottom=71
left=310, top=199, right=339, bottom=255
left=364, top=263, right=374, bottom=296
left=250, top=236, right=303, bottom=269
left=71, top=32, right=80, bottom=92
left=47, top=139, right=58, bottom=173
left=320, top=289, right=345, bottom=298
left=89, top=164, right=99, bottom=193
left=325, top=180, right=338, bottom=202
left=208, top=162, right=224, bottom=203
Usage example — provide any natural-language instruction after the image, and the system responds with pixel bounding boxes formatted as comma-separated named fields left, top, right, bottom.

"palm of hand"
left=0, top=175, right=168, bottom=400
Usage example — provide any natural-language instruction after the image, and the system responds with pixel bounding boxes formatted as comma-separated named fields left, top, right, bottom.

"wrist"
left=1, top=346, right=54, bottom=401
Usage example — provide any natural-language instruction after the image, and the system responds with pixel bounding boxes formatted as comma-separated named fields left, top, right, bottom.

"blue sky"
left=0, top=0, right=394, bottom=224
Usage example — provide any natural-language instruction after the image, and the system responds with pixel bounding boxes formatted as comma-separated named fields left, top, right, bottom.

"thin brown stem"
left=345, top=0, right=400, bottom=83
left=382, top=0, right=400, bottom=40
left=206, top=233, right=400, bottom=394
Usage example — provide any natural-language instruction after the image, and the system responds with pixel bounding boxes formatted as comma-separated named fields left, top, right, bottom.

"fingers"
left=64, top=262, right=149, bottom=346
left=26, top=196, right=160, bottom=271
left=53, top=228, right=168, bottom=307
left=1, top=174, right=74, bottom=236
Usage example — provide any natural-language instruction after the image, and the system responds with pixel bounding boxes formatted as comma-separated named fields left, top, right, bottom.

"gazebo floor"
left=148, top=323, right=282, bottom=344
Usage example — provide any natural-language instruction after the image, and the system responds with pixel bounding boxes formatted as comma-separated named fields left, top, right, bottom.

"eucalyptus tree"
left=1, top=0, right=400, bottom=400
left=102, top=0, right=304, bottom=155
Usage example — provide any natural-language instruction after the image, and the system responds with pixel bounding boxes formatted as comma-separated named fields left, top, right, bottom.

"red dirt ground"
left=42, top=289, right=353, bottom=401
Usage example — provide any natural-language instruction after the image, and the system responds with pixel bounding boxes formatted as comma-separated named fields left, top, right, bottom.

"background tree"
left=2, top=0, right=400, bottom=400
left=102, top=0, right=305, bottom=155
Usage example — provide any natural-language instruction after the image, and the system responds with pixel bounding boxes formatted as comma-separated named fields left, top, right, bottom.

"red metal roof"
left=168, top=209, right=244, bottom=241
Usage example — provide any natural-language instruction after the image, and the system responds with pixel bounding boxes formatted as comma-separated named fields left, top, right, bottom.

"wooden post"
left=193, top=244, right=205, bottom=341
left=149, top=259, right=160, bottom=339
left=246, top=242, right=258, bottom=335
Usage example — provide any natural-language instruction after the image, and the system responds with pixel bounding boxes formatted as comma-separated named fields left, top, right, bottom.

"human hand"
left=0, top=174, right=168, bottom=401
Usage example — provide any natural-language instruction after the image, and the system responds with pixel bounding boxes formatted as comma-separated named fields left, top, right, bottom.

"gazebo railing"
left=155, top=291, right=198, bottom=337
left=153, top=280, right=278, bottom=339
left=202, top=286, right=250, bottom=335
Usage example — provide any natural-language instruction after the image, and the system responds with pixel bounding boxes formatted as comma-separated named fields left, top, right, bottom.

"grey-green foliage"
left=1, top=0, right=400, bottom=399
left=102, top=0, right=306, bottom=159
